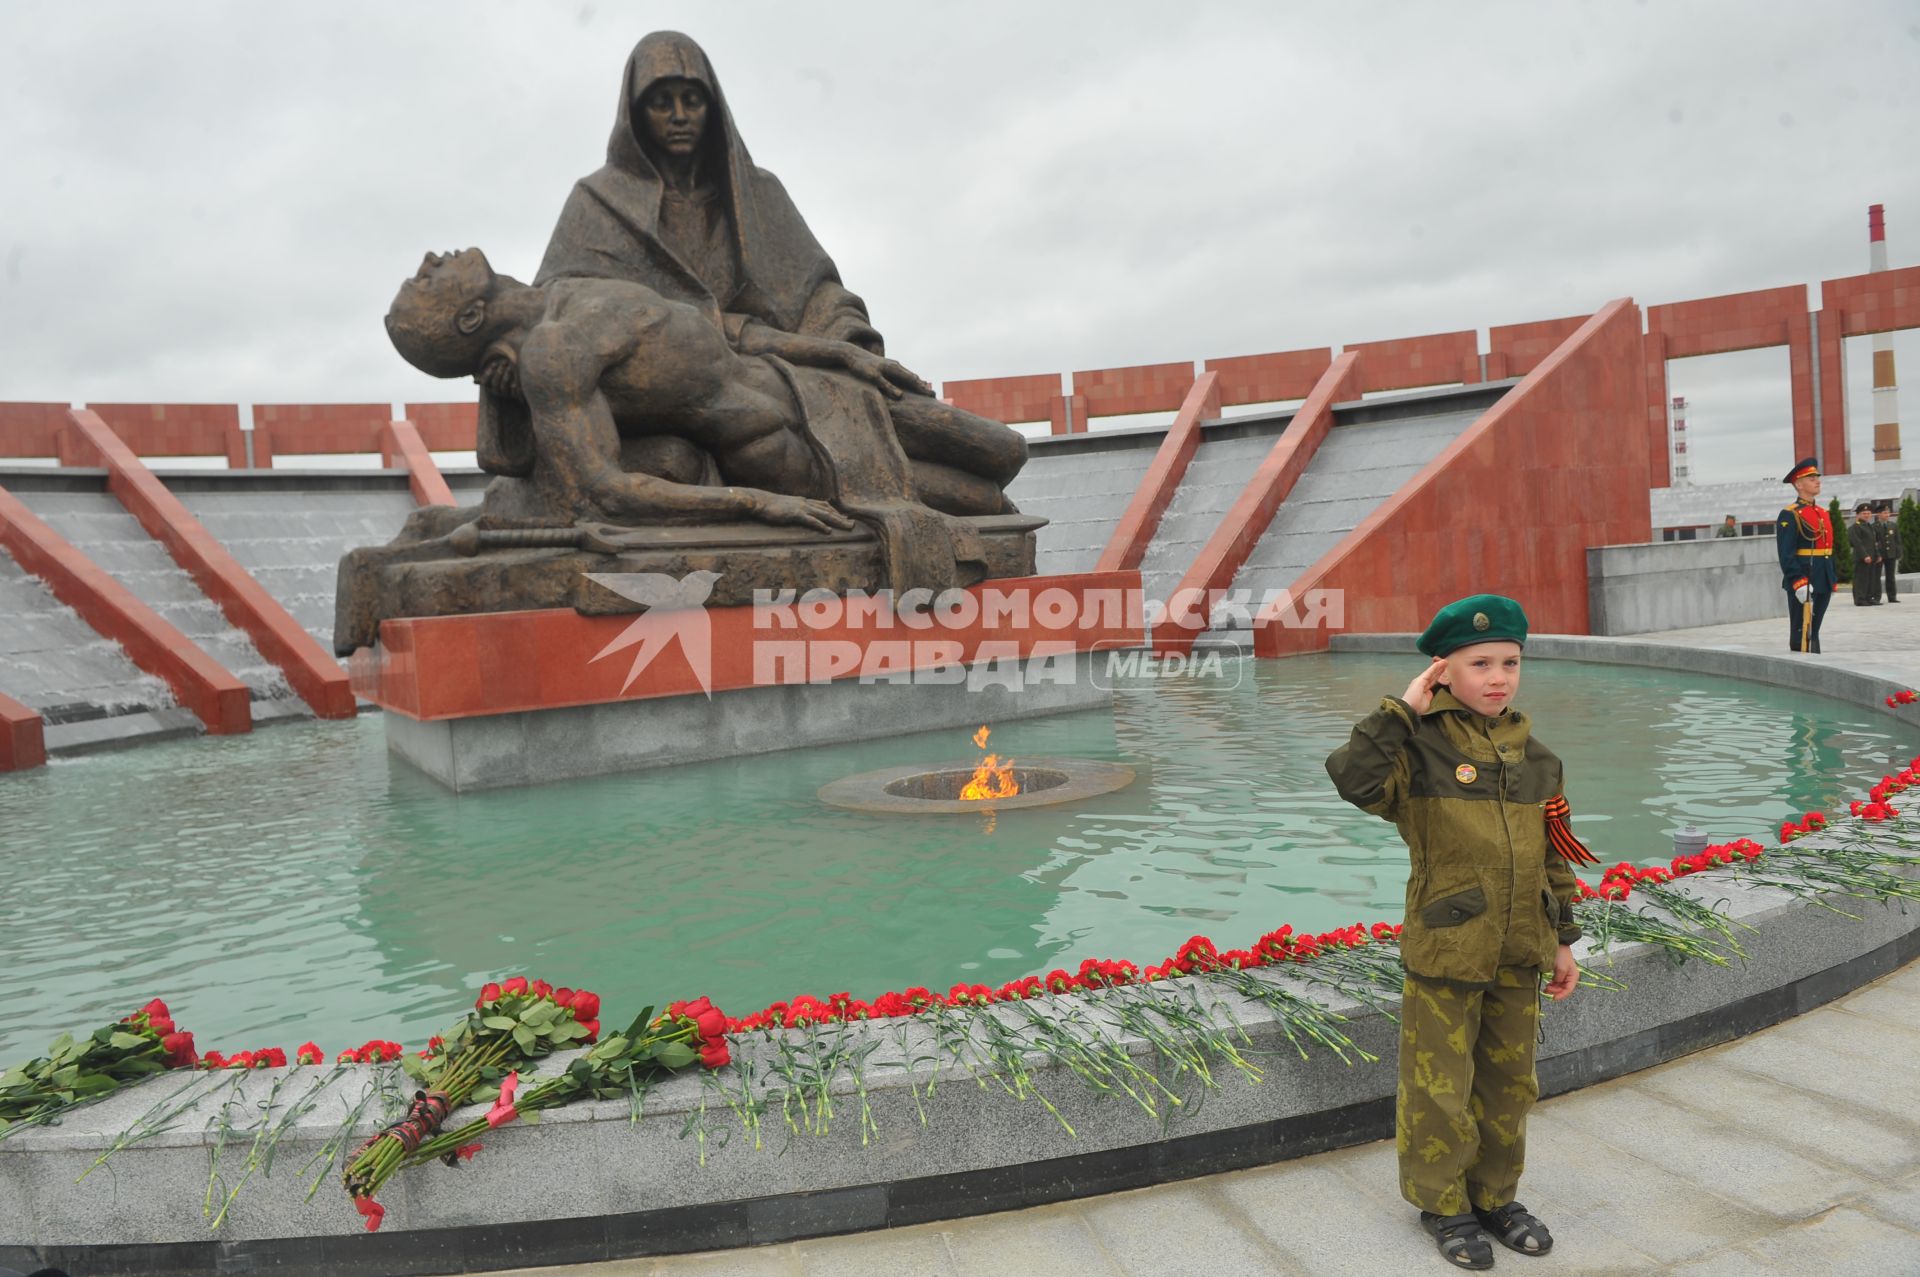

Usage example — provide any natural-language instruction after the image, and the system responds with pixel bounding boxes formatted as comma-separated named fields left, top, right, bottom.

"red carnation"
left=161, top=1032, right=198, bottom=1069
left=201, top=1050, right=227, bottom=1069
left=296, top=1042, right=323, bottom=1065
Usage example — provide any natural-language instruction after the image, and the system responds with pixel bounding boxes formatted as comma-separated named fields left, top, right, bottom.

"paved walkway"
left=1634, top=593, right=1920, bottom=688
left=496, top=612, right=1920, bottom=1276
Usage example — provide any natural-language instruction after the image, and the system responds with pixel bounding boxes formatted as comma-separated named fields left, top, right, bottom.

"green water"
left=1, top=653, right=1910, bottom=1062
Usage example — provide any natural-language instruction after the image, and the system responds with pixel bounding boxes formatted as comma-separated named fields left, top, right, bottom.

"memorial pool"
left=2, top=652, right=1909, bottom=1061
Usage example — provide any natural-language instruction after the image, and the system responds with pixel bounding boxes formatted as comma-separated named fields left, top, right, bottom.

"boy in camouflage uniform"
left=1326, top=595, right=1584, bottom=1270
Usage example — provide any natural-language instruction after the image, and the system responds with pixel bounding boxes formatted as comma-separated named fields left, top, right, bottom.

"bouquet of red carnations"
left=0, top=998, right=198, bottom=1137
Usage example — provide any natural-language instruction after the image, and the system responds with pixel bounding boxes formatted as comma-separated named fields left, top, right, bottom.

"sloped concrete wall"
left=0, top=550, right=173, bottom=722
left=1006, top=434, right=1160, bottom=576
left=12, top=486, right=289, bottom=699
left=170, top=476, right=417, bottom=655
left=1587, top=538, right=1786, bottom=634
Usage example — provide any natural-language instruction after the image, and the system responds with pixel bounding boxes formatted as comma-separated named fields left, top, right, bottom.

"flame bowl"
left=818, top=757, right=1135, bottom=814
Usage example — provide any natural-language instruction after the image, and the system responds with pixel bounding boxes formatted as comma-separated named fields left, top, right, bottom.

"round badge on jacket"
left=1455, top=763, right=1477, bottom=783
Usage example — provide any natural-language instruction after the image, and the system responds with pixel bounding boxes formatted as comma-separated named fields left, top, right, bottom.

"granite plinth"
left=356, top=571, right=1145, bottom=789
left=386, top=650, right=1113, bottom=790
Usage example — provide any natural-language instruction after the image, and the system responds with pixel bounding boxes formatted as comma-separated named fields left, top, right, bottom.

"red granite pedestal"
left=352, top=572, right=1143, bottom=791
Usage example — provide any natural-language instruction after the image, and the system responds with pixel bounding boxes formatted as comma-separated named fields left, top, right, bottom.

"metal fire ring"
left=817, top=756, right=1136, bottom=814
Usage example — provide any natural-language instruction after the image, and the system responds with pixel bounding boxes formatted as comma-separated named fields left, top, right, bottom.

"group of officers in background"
left=1848, top=500, right=1903, bottom=607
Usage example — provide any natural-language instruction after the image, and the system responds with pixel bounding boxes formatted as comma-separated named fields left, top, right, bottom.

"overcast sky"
left=2, top=1, right=1916, bottom=483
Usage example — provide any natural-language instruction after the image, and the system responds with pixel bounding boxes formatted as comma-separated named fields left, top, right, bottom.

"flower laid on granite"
left=717, top=921, right=1405, bottom=1035
left=334, top=1039, right=404, bottom=1065
left=1884, top=688, right=1916, bottom=708
left=0, top=998, right=197, bottom=1137
left=1778, top=810, right=1828, bottom=842
left=295, top=1042, right=325, bottom=1065
left=201, top=1047, right=287, bottom=1070
left=341, top=977, right=607, bottom=1229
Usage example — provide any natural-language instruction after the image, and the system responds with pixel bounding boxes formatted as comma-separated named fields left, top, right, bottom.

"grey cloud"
left=0, top=0, right=1915, bottom=483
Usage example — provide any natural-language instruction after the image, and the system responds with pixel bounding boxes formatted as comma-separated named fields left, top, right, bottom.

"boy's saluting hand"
left=1402, top=657, right=1449, bottom=714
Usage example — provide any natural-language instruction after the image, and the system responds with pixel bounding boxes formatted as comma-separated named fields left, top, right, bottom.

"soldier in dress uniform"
left=1877, top=504, right=1901, bottom=603
left=1851, top=503, right=1881, bottom=607
left=1776, top=458, right=1836, bottom=653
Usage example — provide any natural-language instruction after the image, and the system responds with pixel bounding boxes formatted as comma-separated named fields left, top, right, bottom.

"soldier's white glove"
left=1792, top=577, right=1812, bottom=603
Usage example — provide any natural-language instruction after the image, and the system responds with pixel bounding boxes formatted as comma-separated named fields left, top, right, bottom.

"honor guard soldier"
left=1776, top=458, right=1836, bottom=652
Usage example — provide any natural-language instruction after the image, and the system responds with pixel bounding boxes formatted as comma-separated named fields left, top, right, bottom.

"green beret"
left=1417, top=594, right=1529, bottom=657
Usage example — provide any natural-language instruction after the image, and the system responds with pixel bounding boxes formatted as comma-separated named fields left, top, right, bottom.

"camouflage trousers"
left=1396, top=965, right=1541, bottom=1215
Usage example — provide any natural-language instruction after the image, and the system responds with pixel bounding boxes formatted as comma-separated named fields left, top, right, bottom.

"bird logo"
left=583, top=570, right=722, bottom=698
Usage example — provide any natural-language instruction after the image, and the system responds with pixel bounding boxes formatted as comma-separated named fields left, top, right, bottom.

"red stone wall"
left=1204, top=348, right=1333, bottom=406
left=1820, top=264, right=1920, bottom=336
left=0, top=691, right=46, bottom=771
left=0, top=403, right=70, bottom=459
left=1072, top=361, right=1196, bottom=417
left=1344, top=330, right=1480, bottom=394
left=1255, top=300, right=1650, bottom=656
left=251, top=403, right=393, bottom=468
left=941, top=373, right=1063, bottom=425
left=83, top=403, right=247, bottom=468
left=403, top=402, right=481, bottom=452
left=1487, top=316, right=1588, bottom=380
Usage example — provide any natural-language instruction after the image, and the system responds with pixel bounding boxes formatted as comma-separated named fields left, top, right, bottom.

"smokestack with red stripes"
left=1870, top=204, right=1902, bottom=470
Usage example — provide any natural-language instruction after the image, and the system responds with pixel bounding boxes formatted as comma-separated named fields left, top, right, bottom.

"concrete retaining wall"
left=3, top=851, right=1913, bottom=1276
left=1586, top=537, right=1788, bottom=634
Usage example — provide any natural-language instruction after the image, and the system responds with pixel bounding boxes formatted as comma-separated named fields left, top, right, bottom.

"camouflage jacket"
left=1325, top=688, right=1582, bottom=988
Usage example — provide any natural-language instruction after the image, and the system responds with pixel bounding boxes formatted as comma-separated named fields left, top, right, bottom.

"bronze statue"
left=333, top=32, right=1035, bottom=656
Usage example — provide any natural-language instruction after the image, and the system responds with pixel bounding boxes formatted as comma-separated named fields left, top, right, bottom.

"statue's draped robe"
left=491, top=30, right=963, bottom=595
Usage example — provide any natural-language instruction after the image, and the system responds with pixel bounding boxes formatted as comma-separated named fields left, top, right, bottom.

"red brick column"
left=1814, top=307, right=1850, bottom=472
left=1643, top=321, right=1671, bottom=489
left=1154, top=351, right=1363, bottom=654
left=1094, top=372, right=1221, bottom=573
left=1786, top=311, right=1819, bottom=465
left=381, top=420, right=457, bottom=507
left=0, top=691, right=47, bottom=770
left=62, top=409, right=355, bottom=719
left=0, top=484, right=251, bottom=733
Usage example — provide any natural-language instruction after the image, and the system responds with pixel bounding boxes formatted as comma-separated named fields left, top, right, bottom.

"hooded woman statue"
left=464, top=30, right=1027, bottom=595
left=535, top=30, right=881, bottom=354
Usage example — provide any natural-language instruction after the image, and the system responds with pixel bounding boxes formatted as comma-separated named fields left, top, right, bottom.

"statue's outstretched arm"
left=734, top=322, right=932, bottom=401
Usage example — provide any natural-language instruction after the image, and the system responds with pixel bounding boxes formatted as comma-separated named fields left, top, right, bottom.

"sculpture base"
left=334, top=511, right=1044, bottom=655
left=353, top=570, right=1143, bottom=790
left=385, top=652, right=1110, bottom=791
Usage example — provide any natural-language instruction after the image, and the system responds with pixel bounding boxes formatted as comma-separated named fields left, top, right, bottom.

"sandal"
left=1475, top=1200, right=1553, bottom=1256
left=1420, top=1211, right=1495, bottom=1270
